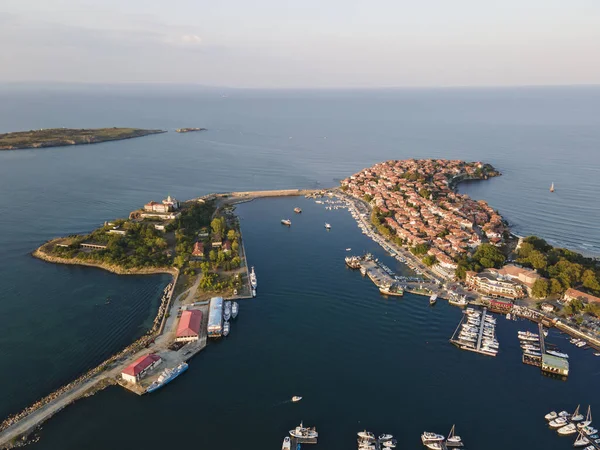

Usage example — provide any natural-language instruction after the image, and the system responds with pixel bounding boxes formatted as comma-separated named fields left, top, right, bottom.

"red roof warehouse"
left=121, top=354, right=161, bottom=383
left=176, top=309, right=203, bottom=342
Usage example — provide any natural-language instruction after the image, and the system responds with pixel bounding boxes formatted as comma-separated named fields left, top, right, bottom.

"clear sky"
left=1, top=0, right=599, bottom=88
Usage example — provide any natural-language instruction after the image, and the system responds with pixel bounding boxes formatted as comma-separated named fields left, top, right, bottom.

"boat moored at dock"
left=289, top=422, right=318, bottom=439
left=429, top=293, right=438, bottom=305
left=146, top=362, right=188, bottom=393
left=231, top=301, right=239, bottom=319
left=250, top=266, right=258, bottom=289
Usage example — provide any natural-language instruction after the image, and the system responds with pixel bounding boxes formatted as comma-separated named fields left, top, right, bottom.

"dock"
left=449, top=308, right=497, bottom=357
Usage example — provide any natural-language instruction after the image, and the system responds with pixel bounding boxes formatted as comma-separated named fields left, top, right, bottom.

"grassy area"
left=0, top=127, right=165, bottom=150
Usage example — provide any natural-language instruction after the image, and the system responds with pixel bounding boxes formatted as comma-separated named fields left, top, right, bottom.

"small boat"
left=346, top=248, right=352, bottom=251
left=358, top=430, right=375, bottom=441
left=282, top=436, right=291, bottom=450
left=289, top=422, right=318, bottom=439
left=429, top=293, right=438, bottom=305
left=281, top=219, right=292, bottom=226
left=576, top=340, right=587, bottom=347
left=325, top=223, right=331, bottom=230
left=231, top=301, right=239, bottom=319
left=250, top=266, right=258, bottom=289
left=558, top=423, right=577, bottom=435
left=550, top=182, right=555, bottom=192
left=294, top=207, right=302, bottom=213
left=573, top=431, right=590, bottom=447
left=594, top=352, right=600, bottom=356
left=447, top=424, right=463, bottom=446
left=425, top=443, right=443, bottom=450
left=421, top=432, right=445, bottom=444
left=252, top=288, right=257, bottom=297
left=506, top=313, right=511, bottom=320
left=382, top=440, right=396, bottom=448
left=378, top=434, right=393, bottom=441
left=223, top=321, right=230, bottom=336
left=558, top=410, right=571, bottom=417
left=292, top=396, right=302, bottom=402
left=549, top=417, right=569, bottom=428
left=545, top=411, right=558, bottom=421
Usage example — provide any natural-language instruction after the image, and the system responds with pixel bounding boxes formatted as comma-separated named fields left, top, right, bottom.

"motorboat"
left=357, top=430, right=375, bottom=440
left=281, top=219, right=292, bottom=226
left=282, top=436, right=291, bottom=450
left=421, top=432, right=445, bottom=444
left=250, top=266, right=258, bottom=289
left=429, top=293, right=438, bottom=305
left=292, top=396, right=302, bottom=402
left=382, top=441, right=396, bottom=448
left=559, top=410, right=571, bottom=417
left=545, top=411, right=558, bottom=421
left=447, top=424, right=463, bottom=446
left=557, top=423, right=577, bottom=435
left=223, top=321, right=230, bottom=336
left=252, top=288, right=257, bottom=297
left=325, top=223, right=331, bottom=230
left=378, top=434, right=393, bottom=441
left=231, top=301, right=239, bottom=319
left=583, top=426, right=599, bottom=436
left=424, top=443, right=443, bottom=450
left=549, top=417, right=569, bottom=428
left=289, top=422, right=318, bottom=439
left=576, top=340, right=587, bottom=348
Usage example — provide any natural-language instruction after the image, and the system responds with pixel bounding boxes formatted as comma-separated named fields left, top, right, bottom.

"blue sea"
left=0, top=85, right=599, bottom=449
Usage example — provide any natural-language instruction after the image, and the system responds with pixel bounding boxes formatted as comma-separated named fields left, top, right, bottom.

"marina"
left=449, top=307, right=499, bottom=357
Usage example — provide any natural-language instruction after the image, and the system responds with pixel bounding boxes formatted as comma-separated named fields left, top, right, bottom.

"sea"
left=0, top=85, right=599, bottom=449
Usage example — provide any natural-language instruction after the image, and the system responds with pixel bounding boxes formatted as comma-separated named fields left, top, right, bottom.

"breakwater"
left=0, top=273, right=178, bottom=447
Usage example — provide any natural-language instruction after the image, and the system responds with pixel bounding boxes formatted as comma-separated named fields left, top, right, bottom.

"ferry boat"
left=325, top=223, right=331, bottom=230
left=146, top=362, right=189, bottom=393
left=292, top=396, right=302, bottom=402
left=281, top=219, right=292, bottom=226
left=379, top=284, right=404, bottom=297
left=231, top=301, right=239, bottom=319
left=282, top=436, right=291, bottom=450
left=250, top=267, right=258, bottom=289
left=294, top=207, right=302, bottom=213
left=289, top=422, right=318, bottom=439
left=223, top=321, right=230, bottom=336
left=429, top=293, right=438, bottom=305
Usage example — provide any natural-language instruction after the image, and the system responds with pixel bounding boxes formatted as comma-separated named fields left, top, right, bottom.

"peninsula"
left=0, top=128, right=166, bottom=150
left=175, top=127, right=206, bottom=133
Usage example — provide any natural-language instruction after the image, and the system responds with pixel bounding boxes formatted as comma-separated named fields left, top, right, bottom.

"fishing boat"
left=146, top=362, right=189, bottom=393
left=231, top=301, right=239, bottom=319
left=446, top=424, right=463, bottom=446
left=222, top=321, right=230, bottom=336
left=429, top=293, right=438, bottom=305
left=292, top=396, right=302, bottom=402
left=282, top=436, right=291, bottom=450
left=281, top=219, right=292, bottom=226
left=289, top=422, right=318, bottom=439
left=550, top=182, right=555, bottom=192
left=325, top=223, right=331, bottom=230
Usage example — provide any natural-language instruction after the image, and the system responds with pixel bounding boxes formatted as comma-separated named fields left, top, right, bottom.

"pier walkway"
left=475, top=309, right=488, bottom=352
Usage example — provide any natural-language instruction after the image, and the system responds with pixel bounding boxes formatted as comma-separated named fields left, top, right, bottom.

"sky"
left=1, top=0, right=600, bottom=88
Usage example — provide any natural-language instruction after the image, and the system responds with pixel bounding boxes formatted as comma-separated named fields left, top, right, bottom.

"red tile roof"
left=122, top=354, right=161, bottom=376
left=177, top=309, right=203, bottom=338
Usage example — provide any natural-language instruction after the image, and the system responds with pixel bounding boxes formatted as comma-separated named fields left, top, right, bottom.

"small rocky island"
left=0, top=128, right=166, bottom=150
left=175, top=127, right=206, bottom=133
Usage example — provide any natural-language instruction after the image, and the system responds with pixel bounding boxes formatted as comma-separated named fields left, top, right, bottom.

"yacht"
left=429, top=293, right=438, bottom=305
left=549, top=417, right=569, bottom=428
left=222, top=321, right=230, bottom=336
left=250, top=266, right=258, bottom=289
left=281, top=219, right=292, bottom=226
left=424, top=443, right=443, bottom=450
left=557, top=423, right=577, bottom=435
left=224, top=301, right=232, bottom=321
left=231, top=301, right=239, bottom=319
left=282, top=436, right=291, bottom=450
left=545, top=411, right=558, bottom=421
left=289, top=422, right=318, bottom=439
left=421, top=432, right=445, bottom=444
left=292, top=396, right=302, bottom=402
left=357, top=430, right=375, bottom=440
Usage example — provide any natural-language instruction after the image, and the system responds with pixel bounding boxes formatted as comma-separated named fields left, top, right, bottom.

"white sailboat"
left=446, top=424, right=463, bottom=446
left=572, top=405, right=584, bottom=422
left=578, top=406, right=592, bottom=429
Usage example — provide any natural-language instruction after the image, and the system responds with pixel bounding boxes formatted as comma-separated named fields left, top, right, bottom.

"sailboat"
left=446, top=424, right=463, bottom=446
left=550, top=182, right=555, bottom=192
left=571, top=404, right=584, bottom=422
left=577, top=405, right=592, bottom=429
left=573, top=430, right=590, bottom=447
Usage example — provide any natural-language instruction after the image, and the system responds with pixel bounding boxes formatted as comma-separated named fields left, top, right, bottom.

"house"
left=192, top=241, right=204, bottom=257
left=222, top=240, right=232, bottom=253
left=176, top=309, right=203, bottom=342
left=564, top=288, right=600, bottom=304
left=541, top=303, right=555, bottom=313
left=490, top=264, right=544, bottom=296
left=211, top=234, right=223, bottom=248
left=143, top=195, right=180, bottom=213
left=198, top=227, right=210, bottom=238
left=121, top=354, right=162, bottom=384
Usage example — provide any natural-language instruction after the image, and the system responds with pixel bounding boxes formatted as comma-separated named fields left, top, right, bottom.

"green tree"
left=531, top=279, right=549, bottom=298
left=419, top=188, right=431, bottom=199
left=209, top=250, right=217, bottom=262
left=422, top=255, right=437, bottom=267
left=410, top=244, right=430, bottom=256
left=232, top=240, right=239, bottom=254
left=528, top=250, right=548, bottom=270
left=227, top=229, right=237, bottom=242
left=473, top=243, right=505, bottom=269
left=549, top=278, right=564, bottom=295
left=211, top=217, right=226, bottom=237
left=200, top=261, right=211, bottom=274
left=363, top=194, right=373, bottom=203
left=582, top=269, right=600, bottom=292
left=173, top=255, right=186, bottom=268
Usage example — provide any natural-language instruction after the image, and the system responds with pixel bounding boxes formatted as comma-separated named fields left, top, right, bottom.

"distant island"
left=0, top=128, right=166, bottom=150
left=175, top=127, right=206, bottom=133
